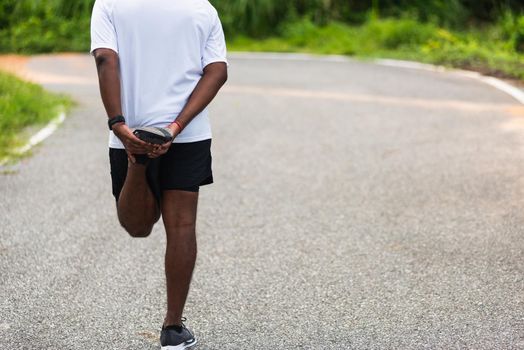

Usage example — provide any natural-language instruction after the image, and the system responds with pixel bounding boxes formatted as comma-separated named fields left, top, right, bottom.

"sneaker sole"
left=133, top=127, right=173, bottom=145
left=161, top=338, right=198, bottom=350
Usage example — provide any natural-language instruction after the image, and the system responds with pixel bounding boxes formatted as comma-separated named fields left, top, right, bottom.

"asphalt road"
left=1, top=53, right=523, bottom=349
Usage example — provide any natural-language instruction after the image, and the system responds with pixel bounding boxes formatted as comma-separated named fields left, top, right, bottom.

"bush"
left=0, top=0, right=523, bottom=51
left=279, top=19, right=356, bottom=54
left=512, top=15, right=524, bottom=52
left=361, top=18, right=439, bottom=50
left=0, top=0, right=93, bottom=53
left=497, top=11, right=524, bottom=51
left=212, top=0, right=524, bottom=36
left=230, top=16, right=524, bottom=81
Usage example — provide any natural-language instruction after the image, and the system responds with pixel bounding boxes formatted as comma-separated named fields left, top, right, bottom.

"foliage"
left=498, top=11, right=524, bottom=52
left=0, top=0, right=522, bottom=79
left=212, top=0, right=524, bottom=37
left=229, top=17, right=524, bottom=80
left=0, top=71, right=70, bottom=158
left=0, top=0, right=523, bottom=49
left=0, top=0, right=93, bottom=53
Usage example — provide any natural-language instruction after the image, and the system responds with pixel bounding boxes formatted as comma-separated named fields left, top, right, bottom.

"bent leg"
left=117, top=162, right=160, bottom=237
left=161, top=190, right=199, bottom=327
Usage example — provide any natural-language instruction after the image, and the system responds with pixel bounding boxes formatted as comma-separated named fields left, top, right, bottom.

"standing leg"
left=161, top=190, right=199, bottom=327
left=117, top=162, right=160, bottom=237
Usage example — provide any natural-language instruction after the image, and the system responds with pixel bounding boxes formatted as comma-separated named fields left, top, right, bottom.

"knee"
left=120, top=221, right=153, bottom=238
left=165, top=220, right=196, bottom=241
left=175, top=219, right=196, bottom=229
left=170, top=220, right=196, bottom=233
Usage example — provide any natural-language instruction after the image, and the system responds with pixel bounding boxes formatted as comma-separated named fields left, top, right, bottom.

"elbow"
left=94, top=49, right=119, bottom=71
left=216, top=64, right=228, bottom=86
left=95, top=55, right=118, bottom=71
left=204, top=62, right=228, bottom=86
left=220, top=69, right=228, bottom=86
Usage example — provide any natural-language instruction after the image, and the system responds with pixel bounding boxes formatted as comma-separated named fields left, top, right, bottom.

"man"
left=90, top=0, right=227, bottom=348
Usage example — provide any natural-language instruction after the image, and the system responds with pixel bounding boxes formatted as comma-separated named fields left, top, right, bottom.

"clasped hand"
left=113, top=124, right=174, bottom=163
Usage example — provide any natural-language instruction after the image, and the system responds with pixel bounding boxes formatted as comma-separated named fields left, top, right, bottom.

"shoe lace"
left=163, top=317, right=188, bottom=330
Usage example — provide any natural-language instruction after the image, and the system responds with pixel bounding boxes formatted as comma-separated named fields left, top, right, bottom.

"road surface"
left=1, top=53, right=523, bottom=349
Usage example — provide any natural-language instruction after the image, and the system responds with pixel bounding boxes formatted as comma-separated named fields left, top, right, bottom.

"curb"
left=0, top=110, right=66, bottom=167
left=375, top=58, right=524, bottom=105
left=229, top=52, right=524, bottom=105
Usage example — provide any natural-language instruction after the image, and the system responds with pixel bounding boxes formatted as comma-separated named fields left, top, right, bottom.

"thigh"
left=159, top=140, right=213, bottom=192
left=109, top=148, right=128, bottom=201
left=161, top=190, right=200, bottom=233
left=109, top=148, right=163, bottom=204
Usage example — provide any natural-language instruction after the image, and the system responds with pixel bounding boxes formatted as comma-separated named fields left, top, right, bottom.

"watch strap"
left=108, top=115, right=125, bottom=130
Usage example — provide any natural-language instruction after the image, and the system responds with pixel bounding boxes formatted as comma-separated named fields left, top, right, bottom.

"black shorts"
left=109, top=139, right=213, bottom=203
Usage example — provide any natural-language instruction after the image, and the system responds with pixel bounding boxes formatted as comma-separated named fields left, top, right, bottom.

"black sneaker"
left=133, top=126, right=173, bottom=145
left=131, top=127, right=173, bottom=165
left=160, top=318, right=197, bottom=350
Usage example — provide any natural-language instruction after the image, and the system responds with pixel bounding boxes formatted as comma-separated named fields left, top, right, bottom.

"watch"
left=108, top=115, right=125, bottom=130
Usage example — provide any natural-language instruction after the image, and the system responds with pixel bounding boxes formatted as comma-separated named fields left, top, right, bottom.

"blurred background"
left=0, top=0, right=523, bottom=79
left=2, top=2, right=524, bottom=349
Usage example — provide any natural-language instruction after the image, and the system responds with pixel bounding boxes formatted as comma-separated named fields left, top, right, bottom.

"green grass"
left=0, top=71, right=71, bottom=160
left=229, top=17, right=524, bottom=81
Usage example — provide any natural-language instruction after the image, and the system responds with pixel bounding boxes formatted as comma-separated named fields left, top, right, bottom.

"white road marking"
left=230, top=53, right=524, bottom=106
left=375, top=58, right=524, bottom=105
left=0, top=111, right=66, bottom=166
left=480, top=76, right=524, bottom=105
left=17, top=111, right=66, bottom=154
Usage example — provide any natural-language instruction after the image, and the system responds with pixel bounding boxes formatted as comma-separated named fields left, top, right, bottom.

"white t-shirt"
left=90, top=0, right=227, bottom=147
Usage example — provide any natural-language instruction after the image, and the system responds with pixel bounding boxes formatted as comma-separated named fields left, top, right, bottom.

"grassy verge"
left=229, top=17, right=524, bottom=81
left=0, top=70, right=71, bottom=160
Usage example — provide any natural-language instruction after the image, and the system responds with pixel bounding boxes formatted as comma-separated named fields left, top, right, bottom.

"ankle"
left=163, top=314, right=182, bottom=327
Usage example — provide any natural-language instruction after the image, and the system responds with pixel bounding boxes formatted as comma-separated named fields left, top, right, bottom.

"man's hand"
left=171, top=62, right=227, bottom=136
left=147, top=124, right=179, bottom=159
left=148, top=140, right=172, bottom=159
left=112, top=123, right=155, bottom=162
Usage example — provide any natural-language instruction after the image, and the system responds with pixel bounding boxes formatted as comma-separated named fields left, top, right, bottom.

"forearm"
left=171, top=62, right=227, bottom=132
left=94, top=50, right=122, bottom=119
left=93, top=49, right=145, bottom=152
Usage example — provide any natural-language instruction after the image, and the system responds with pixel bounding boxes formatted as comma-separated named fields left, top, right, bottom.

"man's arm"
left=93, top=48, right=152, bottom=159
left=167, top=62, right=228, bottom=136
left=147, top=62, right=227, bottom=158
left=94, top=48, right=122, bottom=118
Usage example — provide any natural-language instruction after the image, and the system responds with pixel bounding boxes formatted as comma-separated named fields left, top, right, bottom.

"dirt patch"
left=137, top=330, right=159, bottom=344
left=0, top=53, right=96, bottom=85
left=0, top=55, right=30, bottom=79
left=506, top=106, right=524, bottom=118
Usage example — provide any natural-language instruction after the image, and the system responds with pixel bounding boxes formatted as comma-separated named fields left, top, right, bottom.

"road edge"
left=0, top=110, right=67, bottom=167
left=229, top=52, right=524, bottom=105
left=375, top=58, right=524, bottom=105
